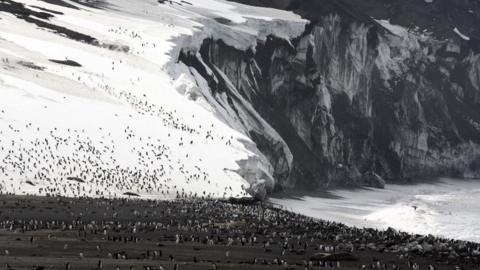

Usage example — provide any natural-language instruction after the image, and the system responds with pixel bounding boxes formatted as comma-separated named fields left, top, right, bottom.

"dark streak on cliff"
left=180, top=0, right=480, bottom=191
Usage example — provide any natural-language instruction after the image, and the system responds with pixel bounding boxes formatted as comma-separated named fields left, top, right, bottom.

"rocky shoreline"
left=0, top=194, right=477, bottom=269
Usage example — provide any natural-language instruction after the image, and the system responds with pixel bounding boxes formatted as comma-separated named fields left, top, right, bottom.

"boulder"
left=465, top=156, right=480, bottom=179
left=362, top=172, right=386, bottom=189
left=246, top=180, right=267, bottom=201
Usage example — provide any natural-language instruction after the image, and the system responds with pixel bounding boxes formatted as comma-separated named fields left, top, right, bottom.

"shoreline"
left=0, top=194, right=477, bottom=269
left=270, top=178, right=480, bottom=244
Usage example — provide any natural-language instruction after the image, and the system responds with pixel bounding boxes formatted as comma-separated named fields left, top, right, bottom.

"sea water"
left=271, top=178, right=480, bottom=243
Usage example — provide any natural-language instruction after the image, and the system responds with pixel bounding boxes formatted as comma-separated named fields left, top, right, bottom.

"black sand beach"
left=0, top=195, right=477, bottom=270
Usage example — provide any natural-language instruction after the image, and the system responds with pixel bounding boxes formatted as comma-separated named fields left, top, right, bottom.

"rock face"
left=180, top=0, right=480, bottom=190
left=362, top=172, right=386, bottom=189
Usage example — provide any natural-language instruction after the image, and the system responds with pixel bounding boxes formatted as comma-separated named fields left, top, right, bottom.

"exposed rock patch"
left=180, top=1, right=480, bottom=191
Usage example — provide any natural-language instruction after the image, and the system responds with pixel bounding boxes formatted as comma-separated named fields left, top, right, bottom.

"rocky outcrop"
left=465, top=156, right=480, bottom=179
left=179, top=0, right=480, bottom=191
left=362, top=172, right=386, bottom=189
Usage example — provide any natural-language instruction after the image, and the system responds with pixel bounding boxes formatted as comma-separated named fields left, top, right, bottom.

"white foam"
left=272, top=178, right=480, bottom=242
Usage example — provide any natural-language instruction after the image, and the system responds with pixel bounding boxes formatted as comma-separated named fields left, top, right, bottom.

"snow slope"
left=0, top=0, right=306, bottom=199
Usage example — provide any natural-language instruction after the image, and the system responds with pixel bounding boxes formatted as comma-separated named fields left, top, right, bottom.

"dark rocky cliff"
left=179, top=0, right=480, bottom=192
